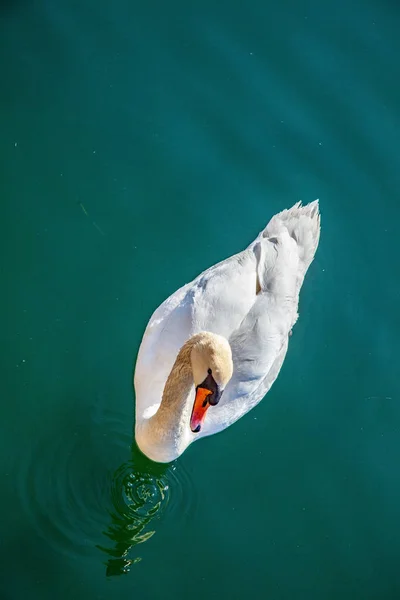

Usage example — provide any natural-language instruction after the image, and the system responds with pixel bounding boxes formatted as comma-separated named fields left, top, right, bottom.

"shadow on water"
left=97, top=442, right=171, bottom=577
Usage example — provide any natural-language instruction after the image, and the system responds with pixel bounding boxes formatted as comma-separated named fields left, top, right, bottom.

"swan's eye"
left=208, top=368, right=212, bottom=375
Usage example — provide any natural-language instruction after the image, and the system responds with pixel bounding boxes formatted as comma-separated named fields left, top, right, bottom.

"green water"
left=1, top=0, right=399, bottom=598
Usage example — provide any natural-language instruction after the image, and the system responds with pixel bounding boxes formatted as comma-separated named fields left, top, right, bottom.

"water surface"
left=1, top=0, right=399, bottom=598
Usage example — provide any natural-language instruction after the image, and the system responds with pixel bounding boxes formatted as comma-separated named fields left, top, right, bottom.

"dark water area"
left=1, top=0, right=399, bottom=598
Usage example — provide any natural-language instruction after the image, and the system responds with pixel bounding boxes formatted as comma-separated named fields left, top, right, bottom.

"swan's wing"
left=200, top=294, right=293, bottom=435
left=134, top=247, right=259, bottom=418
left=200, top=201, right=321, bottom=436
left=200, top=230, right=300, bottom=436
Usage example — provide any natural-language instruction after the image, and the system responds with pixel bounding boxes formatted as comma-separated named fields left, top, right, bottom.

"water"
left=1, top=0, right=399, bottom=598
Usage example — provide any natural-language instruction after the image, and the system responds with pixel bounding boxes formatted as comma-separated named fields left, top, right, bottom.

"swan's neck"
left=137, top=343, right=195, bottom=462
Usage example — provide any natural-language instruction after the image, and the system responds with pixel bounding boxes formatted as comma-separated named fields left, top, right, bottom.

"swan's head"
left=189, top=332, right=233, bottom=434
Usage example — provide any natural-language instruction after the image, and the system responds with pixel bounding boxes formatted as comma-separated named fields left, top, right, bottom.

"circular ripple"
left=17, top=405, right=132, bottom=559
left=167, top=460, right=199, bottom=521
left=111, top=461, right=169, bottom=520
left=101, top=445, right=199, bottom=575
left=17, top=402, right=199, bottom=575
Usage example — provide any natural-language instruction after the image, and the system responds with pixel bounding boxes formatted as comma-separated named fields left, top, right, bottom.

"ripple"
left=17, top=401, right=199, bottom=576
left=168, top=460, right=199, bottom=521
left=112, top=463, right=168, bottom=520
left=99, top=446, right=199, bottom=576
left=17, top=405, right=132, bottom=560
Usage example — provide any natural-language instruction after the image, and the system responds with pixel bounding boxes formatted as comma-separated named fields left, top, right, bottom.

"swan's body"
left=134, top=201, right=320, bottom=463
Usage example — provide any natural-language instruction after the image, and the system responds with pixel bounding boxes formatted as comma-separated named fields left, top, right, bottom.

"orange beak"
left=190, top=387, right=212, bottom=433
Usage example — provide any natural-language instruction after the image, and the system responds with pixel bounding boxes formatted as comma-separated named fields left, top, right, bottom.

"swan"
left=134, top=201, right=320, bottom=463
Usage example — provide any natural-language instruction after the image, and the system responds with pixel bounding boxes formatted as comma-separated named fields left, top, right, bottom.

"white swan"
left=134, top=201, right=320, bottom=463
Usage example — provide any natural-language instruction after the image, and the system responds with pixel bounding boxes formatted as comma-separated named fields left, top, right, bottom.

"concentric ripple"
left=17, top=401, right=198, bottom=576
left=99, top=443, right=199, bottom=576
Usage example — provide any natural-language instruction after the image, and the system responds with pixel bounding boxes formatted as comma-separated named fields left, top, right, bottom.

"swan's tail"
left=263, top=200, right=321, bottom=276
